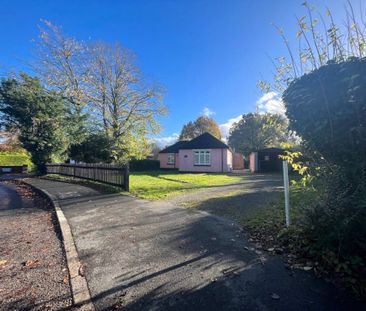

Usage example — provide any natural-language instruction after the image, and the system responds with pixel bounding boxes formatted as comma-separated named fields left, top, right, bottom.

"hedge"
left=0, top=152, right=33, bottom=169
left=129, top=159, right=160, bottom=172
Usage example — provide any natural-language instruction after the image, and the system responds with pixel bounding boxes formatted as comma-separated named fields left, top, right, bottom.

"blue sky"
left=0, top=0, right=358, bottom=146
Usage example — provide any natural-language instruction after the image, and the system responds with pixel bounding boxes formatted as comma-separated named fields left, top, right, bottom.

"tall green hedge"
left=283, top=58, right=366, bottom=295
left=129, top=159, right=160, bottom=172
left=0, top=151, right=33, bottom=170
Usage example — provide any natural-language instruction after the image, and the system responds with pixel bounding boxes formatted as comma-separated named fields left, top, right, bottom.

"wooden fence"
left=46, top=163, right=129, bottom=191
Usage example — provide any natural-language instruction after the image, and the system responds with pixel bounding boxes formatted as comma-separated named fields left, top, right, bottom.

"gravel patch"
left=0, top=181, right=73, bottom=311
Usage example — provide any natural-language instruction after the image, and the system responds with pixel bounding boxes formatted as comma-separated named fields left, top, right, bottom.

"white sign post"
left=282, top=160, right=291, bottom=227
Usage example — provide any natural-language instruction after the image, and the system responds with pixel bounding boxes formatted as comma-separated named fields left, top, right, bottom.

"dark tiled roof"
left=179, top=132, right=229, bottom=150
left=159, top=140, right=188, bottom=153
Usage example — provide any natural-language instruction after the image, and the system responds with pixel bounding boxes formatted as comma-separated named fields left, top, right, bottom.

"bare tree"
left=32, top=21, right=92, bottom=144
left=87, top=42, right=166, bottom=162
left=32, top=21, right=166, bottom=162
left=33, top=20, right=89, bottom=114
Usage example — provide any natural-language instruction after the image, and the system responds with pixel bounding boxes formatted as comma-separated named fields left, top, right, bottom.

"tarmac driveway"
left=26, top=177, right=361, bottom=311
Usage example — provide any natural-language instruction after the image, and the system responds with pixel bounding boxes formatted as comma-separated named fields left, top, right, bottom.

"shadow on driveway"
left=24, top=177, right=364, bottom=311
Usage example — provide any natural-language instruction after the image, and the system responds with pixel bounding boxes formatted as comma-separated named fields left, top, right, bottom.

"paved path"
left=166, top=174, right=286, bottom=226
left=25, top=177, right=363, bottom=311
left=0, top=174, right=36, bottom=213
left=0, top=181, right=31, bottom=211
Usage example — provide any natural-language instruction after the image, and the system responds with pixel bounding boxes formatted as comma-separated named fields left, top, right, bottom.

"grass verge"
left=44, top=174, right=125, bottom=195
left=244, top=184, right=365, bottom=300
left=245, top=184, right=312, bottom=235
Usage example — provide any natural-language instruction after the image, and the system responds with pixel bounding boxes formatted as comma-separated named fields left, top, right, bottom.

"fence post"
left=283, top=160, right=291, bottom=227
left=124, top=164, right=129, bottom=191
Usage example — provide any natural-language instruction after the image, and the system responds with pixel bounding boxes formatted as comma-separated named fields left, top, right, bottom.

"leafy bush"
left=282, top=58, right=366, bottom=297
left=69, top=133, right=112, bottom=163
left=0, top=74, right=70, bottom=173
left=283, top=58, right=366, bottom=183
left=129, top=159, right=160, bottom=172
left=274, top=177, right=366, bottom=297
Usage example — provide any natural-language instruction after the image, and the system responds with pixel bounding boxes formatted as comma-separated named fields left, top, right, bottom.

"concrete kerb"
left=23, top=179, right=95, bottom=311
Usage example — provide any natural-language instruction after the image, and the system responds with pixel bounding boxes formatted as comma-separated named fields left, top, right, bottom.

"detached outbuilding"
left=249, top=148, right=284, bottom=173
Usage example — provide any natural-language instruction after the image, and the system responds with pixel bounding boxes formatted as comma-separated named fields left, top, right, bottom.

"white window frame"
left=167, top=153, right=175, bottom=165
left=194, top=149, right=211, bottom=166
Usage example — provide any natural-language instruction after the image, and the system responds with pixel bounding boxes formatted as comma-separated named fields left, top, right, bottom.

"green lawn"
left=45, top=170, right=246, bottom=200
left=129, top=170, right=246, bottom=199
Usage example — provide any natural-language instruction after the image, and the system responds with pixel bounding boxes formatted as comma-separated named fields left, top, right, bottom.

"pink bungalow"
left=158, top=132, right=237, bottom=173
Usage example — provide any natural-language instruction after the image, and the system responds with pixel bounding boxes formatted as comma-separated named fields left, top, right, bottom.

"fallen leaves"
left=0, top=181, right=72, bottom=310
left=0, top=260, right=9, bottom=268
left=78, top=262, right=87, bottom=277
left=244, top=222, right=320, bottom=278
left=63, top=275, right=69, bottom=285
left=23, top=259, right=40, bottom=269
